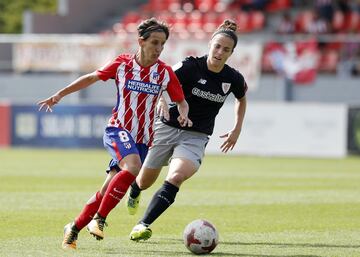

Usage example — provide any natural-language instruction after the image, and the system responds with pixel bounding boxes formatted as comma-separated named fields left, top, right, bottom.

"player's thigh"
left=119, top=153, right=142, bottom=175
left=103, top=127, right=142, bottom=173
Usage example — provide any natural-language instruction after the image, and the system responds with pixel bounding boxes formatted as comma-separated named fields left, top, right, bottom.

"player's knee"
left=127, top=164, right=141, bottom=175
left=121, top=159, right=142, bottom=175
left=137, top=177, right=153, bottom=190
left=167, top=172, right=187, bottom=187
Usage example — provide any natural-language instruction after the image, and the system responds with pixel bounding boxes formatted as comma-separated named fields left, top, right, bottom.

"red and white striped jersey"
left=96, top=53, right=184, bottom=146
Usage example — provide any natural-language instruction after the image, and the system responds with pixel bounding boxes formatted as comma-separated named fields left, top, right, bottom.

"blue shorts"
left=103, top=127, right=148, bottom=173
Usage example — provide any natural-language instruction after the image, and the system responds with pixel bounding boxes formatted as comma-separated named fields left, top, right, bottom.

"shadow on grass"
left=225, top=241, right=360, bottom=249
left=104, top=239, right=326, bottom=257
left=139, top=239, right=360, bottom=250
left=105, top=248, right=321, bottom=257
left=111, top=249, right=255, bottom=256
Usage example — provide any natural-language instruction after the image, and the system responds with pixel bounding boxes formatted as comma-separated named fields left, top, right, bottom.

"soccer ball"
left=183, top=219, right=219, bottom=254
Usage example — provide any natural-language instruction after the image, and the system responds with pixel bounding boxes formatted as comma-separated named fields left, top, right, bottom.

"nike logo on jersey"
left=198, top=78, right=207, bottom=85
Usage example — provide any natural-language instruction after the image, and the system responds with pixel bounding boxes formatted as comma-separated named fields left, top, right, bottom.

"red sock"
left=97, top=170, right=135, bottom=218
left=74, top=191, right=103, bottom=230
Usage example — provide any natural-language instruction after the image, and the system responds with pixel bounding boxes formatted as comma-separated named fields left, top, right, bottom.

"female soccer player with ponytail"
left=127, top=19, right=248, bottom=241
left=38, top=17, right=191, bottom=250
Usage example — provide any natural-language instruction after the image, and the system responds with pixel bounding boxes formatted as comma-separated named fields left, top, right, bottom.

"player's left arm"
left=220, top=95, right=247, bottom=153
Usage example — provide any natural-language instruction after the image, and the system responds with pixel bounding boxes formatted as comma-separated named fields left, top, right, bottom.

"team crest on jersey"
left=123, top=142, right=132, bottom=149
left=221, top=83, right=231, bottom=94
left=152, top=71, right=160, bottom=80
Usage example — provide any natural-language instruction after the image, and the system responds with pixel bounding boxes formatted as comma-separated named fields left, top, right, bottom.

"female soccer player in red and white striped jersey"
left=37, top=17, right=192, bottom=250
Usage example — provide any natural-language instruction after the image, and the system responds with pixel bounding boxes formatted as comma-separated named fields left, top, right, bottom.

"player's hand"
left=157, top=98, right=170, bottom=120
left=177, top=115, right=193, bottom=127
left=219, top=129, right=240, bottom=153
left=176, top=99, right=192, bottom=127
left=37, top=94, right=61, bottom=112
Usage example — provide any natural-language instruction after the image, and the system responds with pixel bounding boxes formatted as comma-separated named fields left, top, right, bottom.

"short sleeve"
left=96, top=55, right=122, bottom=81
left=166, top=67, right=185, bottom=102
left=232, top=72, right=248, bottom=99
left=173, top=56, right=196, bottom=86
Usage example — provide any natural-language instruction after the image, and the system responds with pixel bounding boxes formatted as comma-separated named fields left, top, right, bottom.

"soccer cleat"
left=87, top=214, right=107, bottom=240
left=127, top=192, right=141, bottom=215
left=129, top=223, right=152, bottom=241
left=62, top=222, right=79, bottom=250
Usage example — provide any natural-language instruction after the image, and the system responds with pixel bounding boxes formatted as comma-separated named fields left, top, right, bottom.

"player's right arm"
left=37, top=71, right=100, bottom=112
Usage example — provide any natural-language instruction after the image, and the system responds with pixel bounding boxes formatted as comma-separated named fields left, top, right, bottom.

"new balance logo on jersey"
left=198, top=78, right=207, bottom=85
left=126, top=79, right=161, bottom=95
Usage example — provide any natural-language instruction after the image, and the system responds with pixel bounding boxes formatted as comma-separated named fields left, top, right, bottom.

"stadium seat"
left=249, top=11, right=265, bottom=31
left=343, top=11, right=360, bottom=32
left=332, top=11, right=345, bottom=33
left=187, top=10, right=203, bottom=33
left=121, top=12, right=141, bottom=32
left=202, top=11, right=220, bottom=33
left=235, top=11, right=251, bottom=33
left=195, top=0, right=219, bottom=12
left=295, top=10, right=314, bottom=33
left=318, top=50, right=339, bottom=73
left=157, top=10, right=175, bottom=26
left=266, top=0, right=291, bottom=12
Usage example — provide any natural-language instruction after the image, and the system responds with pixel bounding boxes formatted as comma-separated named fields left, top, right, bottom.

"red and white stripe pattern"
left=97, top=54, right=184, bottom=146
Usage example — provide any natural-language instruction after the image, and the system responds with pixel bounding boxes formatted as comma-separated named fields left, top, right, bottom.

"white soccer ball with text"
left=183, top=219, right=219, bottom=254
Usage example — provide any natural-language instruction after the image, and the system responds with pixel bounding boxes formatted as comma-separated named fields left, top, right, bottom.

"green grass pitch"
left=1, top=148, right=360, bottom=257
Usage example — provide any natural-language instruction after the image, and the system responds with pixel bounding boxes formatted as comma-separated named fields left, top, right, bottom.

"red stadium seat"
left=332, top=11, right=345, bottom=32
left=235, top=11, right=250, bottom=33
left=318, top=50, right=339, bottom=73
left=187, top=10, right=203, bottom=33
left=295, top=10, right=314, bottom=33
left=266, top=0, right=291, bottom=12
left=249, top=11, right=265, bottom=31
left=172, top=10, right=189, bottom=34
left=344, top=11, right=360, bottom=32
left=202, top=11, right=220, bottom=33
left=195, top=0, right=219, bottom=12
left=157, top=10, right=176, bottom=26
left=121, top=12, right=141, bottom=33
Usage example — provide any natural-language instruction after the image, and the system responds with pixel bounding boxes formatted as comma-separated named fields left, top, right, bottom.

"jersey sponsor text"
left=192, top=87, right=227, bottom=103
left=125, top=79, right=161, bottom=95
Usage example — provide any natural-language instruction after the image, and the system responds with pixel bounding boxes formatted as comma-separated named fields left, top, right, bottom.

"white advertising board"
left=13, top=36, right=262, bottom=91
left=206, top=101, right=348, bottom=158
